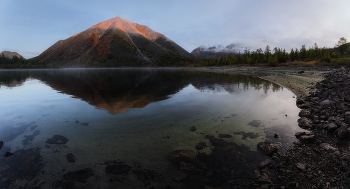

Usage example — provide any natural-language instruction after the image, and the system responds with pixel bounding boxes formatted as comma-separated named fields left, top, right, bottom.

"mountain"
left=191, top=44, right=244, bottom=59
left=36, top=17, right=198, bottom=67
left=0, top=51, right=24, bottom=59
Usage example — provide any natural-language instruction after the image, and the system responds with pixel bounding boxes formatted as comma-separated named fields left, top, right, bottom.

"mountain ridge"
left=0, top=51, right=24, bottom=59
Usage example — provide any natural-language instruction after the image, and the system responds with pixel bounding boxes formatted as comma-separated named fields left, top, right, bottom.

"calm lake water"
left=0, top=68, right=305, bottom=188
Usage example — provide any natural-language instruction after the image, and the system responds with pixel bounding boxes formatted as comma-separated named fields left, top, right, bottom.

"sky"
left=1, top=0, right=350, bottom=58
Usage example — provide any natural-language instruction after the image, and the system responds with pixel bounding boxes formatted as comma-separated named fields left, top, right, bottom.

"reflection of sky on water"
left=0, top=69, right=305, bottom=188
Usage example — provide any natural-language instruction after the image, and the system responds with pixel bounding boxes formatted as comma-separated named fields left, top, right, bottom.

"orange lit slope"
left=37, top=17, right=198, bottom=67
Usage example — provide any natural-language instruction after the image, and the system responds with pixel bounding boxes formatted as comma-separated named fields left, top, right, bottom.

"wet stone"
left=320, top=100, right=335, bottom=109
left=45, top=135, right=68, bottom=144
left=335, top=125, right=348, bottom=139
left=320, top=143, right=337, bottom=152
left=327, top=123, right=338, bottom=132
left=105, top=164, right=130, bottom=174
left=249, top=120, right=261, bottom=127
left=299, top=135, right=314, bottom=141
left=299, top=109, right=311, bottom=117
left=63, top=168, right=94, bottom=183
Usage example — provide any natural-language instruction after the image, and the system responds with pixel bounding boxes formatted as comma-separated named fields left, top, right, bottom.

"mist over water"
left=0, top=68, right=305, bottom=188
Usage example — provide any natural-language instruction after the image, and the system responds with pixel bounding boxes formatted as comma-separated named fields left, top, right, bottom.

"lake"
left=0, top=68, right=305, bottom=188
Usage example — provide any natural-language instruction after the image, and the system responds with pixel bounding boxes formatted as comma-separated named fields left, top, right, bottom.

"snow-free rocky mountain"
left=36, top=17, right=198, bottom=67
left=0, top=51, right=24, bottom=59
left=191, top=44, right=244, bottom=59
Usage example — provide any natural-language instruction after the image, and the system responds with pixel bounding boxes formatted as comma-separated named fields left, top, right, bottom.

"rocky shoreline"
left=251, top=68, right=350, bottom=188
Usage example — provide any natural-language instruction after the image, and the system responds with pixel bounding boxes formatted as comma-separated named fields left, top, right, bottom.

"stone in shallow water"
left=0, top=141, right=3, bottom=150
left=190, top=126, right=196, bottom=132
left=4, top=152, right=13, bottom=157
left=105, top=164, right=130, bottom=174
left=249, top=120, right=261, bottom=127
left=63, top=168, right=94, bottom=183
left=45, top=135, right=68, bottom=144
left=66, top=153, right=76, bottom=163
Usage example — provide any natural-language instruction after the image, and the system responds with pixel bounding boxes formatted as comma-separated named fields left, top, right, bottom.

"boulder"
left=298, top=117, right=313, bottom=128
left=257, top=142, right=278, bottom=156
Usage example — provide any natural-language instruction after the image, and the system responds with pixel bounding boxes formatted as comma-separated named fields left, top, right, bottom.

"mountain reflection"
left=0, top=69, right=282, bottom=114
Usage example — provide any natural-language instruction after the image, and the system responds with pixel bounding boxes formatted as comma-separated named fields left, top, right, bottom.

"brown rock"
left=299, top=135, right=314, bottom=141
left=298, top=117, right=313, bottom=128
left=257, top=142, right=278, bottom=156
left=180, top=161, right=195, bottom=171
left=320, top=100, right=335, bottom=109
left=66, top=153, right=76, bottom=163
left=259, top=159, right=273, bottom=169
left=299, top=109, right=311, bottom=117
left=345, top=112, right=350, bottom=124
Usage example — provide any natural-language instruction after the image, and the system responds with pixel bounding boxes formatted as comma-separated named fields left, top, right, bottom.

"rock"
left=347, top=128, right=350, bottom=139
left=299, top=135, right=314, bottom=141
left=80, top=122, right=89, bottom=126
left=66, top=153, right=76, bottom=163
left=4, top=152, right=13, bottom=157
left=218, top=134, right=232, bottom=138
left=171, top=150, right=197, bottom=161
left=274, top=133, right=279, bottom=138
left=336, top=102, right=345, bottom=110
left=320, top=143, right=337, bottom=152
left=257, top=142, right=278, bottom=156
left=333, top=151, right=341, bottom=156
left=105, top=164, right=130, bottom=174
left=345, top=112, right=350, bottom=124
left=259, top=159, right=273, bottom=169
left=295, top=132, right=307, bottom=139
left=335, top=125, right=348, bottom=139
left=210, top=138, right=229, bottom=146
left=296, top=99, right=305, bottom=105
left=295, top=163, right=305, bottom=170
left=249, top=120, right=261, bottom=127
left=190, top=126, right=196, bottom=132
left=298, top=117, right=313, bottom=128
left=45, top=135, right=68, bottom=144
left=195, top=142, right=206, bottom=150
left=0, top=141, right=3, bottom=150
left=63, top=168, right=94, bottom=183
left=327, top=123, right=338, bottom=132
left=299, top=109, right=311, bottom=117
left=320, top=100, right=335, bottom=109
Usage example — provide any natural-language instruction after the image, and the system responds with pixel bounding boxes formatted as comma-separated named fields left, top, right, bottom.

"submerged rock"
left=0, top=141, right=3, bottom=150
left=66, top=153, right=76, bottom=163
left=63, top=168, right=94, bottom=183
left=249, top=120, right=261, bottom=127
left=218, top=134, right=232, bottom=138
left=190, top=126, right=196, bottom=132
left=45, top=135, right=68, bottom=144
left=105, top=164, right=130, bottom=174
left=171, top=150, right=197, bottom=161
left=4, top=152, right=13, bottom=157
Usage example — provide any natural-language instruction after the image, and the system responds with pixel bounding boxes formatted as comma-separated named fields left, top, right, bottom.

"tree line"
left=0, top=54, right=44, bottom=68
left=193, top=37, right=350, bottom=67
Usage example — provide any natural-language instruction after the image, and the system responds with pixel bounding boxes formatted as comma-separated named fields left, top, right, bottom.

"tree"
left=335, top=37, right=348, bottom=56
left=264, top=45, right=271, bottom=58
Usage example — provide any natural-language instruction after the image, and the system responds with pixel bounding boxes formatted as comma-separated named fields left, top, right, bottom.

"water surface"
left=0, top=68, right=304, bottom=188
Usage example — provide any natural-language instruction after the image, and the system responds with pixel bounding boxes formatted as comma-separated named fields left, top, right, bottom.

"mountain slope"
left=0, top=51, right=24, bottom=59
left=36, top=17, right=198, bottom=67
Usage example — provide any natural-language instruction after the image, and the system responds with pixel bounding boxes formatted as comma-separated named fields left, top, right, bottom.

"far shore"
left=185, top=65, right=330, bottom=97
